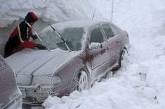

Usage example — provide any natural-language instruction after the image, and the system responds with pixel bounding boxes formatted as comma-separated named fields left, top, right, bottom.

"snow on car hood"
left=5, top=48, right=81, bottom=76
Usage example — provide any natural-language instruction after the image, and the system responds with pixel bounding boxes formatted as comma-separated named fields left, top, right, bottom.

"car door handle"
left=116, top=41, right=121, bottom=44
left=100, top=43, right=103, bottom=48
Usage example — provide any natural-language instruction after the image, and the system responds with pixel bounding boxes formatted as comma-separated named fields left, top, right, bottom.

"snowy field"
left=1, top=0, right=165, bottom=109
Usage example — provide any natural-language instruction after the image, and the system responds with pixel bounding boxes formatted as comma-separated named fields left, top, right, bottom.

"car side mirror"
left=89, top=42, right=102, bottom=49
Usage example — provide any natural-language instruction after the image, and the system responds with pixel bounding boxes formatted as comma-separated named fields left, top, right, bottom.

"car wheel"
left=77, top=69, right=89, bottom=91
left=112, top=47, right=128, bottom=71
left=118, top=47, right=128, bottom=67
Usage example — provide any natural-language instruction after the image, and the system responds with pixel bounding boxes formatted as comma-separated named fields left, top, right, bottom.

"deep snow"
left=1, top=0, right=165, bottom=109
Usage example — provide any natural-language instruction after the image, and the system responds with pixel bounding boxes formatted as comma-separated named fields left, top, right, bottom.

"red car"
left=6, top=20, right=129, bottom=105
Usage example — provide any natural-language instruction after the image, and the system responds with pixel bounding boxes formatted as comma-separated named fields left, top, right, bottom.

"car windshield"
left=39, top=26, right=84, bottom=51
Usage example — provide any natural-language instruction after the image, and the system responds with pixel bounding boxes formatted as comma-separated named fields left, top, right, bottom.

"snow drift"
left=0, top=0, right=107, bottom=28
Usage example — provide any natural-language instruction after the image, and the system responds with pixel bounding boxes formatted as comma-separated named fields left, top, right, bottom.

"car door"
left=87, top=24, right=109, bottom=79
left=101, top=23, right=123, bottom=68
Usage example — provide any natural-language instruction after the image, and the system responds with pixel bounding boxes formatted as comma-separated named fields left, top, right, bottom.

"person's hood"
left=24, top=11, right=38, bottom=23
left=5, top=48, right=81, bottom=85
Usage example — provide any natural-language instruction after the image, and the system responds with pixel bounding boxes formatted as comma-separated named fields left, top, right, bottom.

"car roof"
left=40, top=19, right=112, bottom=35
left=52, top=20, right=111, bottom=30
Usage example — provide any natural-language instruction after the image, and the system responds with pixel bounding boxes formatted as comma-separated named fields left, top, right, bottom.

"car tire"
left=118, top=47, right=128, bottom=68
left=111, top=47, right=128, bottom=71
left=77, top=69, right=89, bottom=91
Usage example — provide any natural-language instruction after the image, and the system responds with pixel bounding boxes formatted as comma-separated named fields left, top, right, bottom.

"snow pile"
left=0, top=0, right=46, bottom=27
left=43, top=0, right=165, bottom=109
left=0, top=0, right=104, bottom=28
left=43, top=76, right=157, bottom=109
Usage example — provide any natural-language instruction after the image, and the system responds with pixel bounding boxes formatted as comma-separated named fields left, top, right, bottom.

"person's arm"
left=28, top=27, right=38, bottom=40
left=21, top=24, right=47, bottom=50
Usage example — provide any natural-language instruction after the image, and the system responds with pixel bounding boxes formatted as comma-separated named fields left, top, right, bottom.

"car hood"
left=5, top=48, right=81, bottom=76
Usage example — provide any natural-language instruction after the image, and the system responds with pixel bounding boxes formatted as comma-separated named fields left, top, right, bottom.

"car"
left=5, top=20, right=129, bottom=105
left=0, top=55, right=22, bottom=109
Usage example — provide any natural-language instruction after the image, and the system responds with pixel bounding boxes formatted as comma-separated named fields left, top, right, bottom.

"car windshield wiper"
left=50, top=25, right=71, bottom=51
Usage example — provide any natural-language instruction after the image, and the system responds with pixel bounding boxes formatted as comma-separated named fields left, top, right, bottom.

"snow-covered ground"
left=43, top=0, right=165, bottom=109
left=1, top=0, right=165, bottom=109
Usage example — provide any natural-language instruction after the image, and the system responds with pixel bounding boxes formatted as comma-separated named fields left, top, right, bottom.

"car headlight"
left=50, top=75, right=62, bottom=85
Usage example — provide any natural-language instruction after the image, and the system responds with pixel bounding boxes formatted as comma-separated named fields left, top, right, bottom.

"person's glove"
left=36, top=44, right=47, bottom=50
left=21, top=41, right=36, bottom=48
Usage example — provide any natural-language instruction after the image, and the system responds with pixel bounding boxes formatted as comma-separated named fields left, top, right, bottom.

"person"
left=4, top=11, right=46, bottom=58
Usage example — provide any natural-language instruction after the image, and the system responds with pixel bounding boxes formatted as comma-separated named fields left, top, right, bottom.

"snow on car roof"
left=52, top=20, right=113, bottom=29
left=54, top=20, right=106, bottom=28
left=41, top=20, right=111, bottom=33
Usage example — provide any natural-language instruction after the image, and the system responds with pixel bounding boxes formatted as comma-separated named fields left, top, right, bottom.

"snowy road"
left=43, top=0, right=165, bottom=109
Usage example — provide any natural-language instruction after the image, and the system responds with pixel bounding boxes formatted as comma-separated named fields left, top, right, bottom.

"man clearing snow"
left=4, top=11, right=47, bottom=58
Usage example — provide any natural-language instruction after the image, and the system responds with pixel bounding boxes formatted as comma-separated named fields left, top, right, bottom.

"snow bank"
left=43, top=76, right=157, bottom=109
left=0, top=0, right=105, bottom=28
left=0, top=0, right=46, bottom=27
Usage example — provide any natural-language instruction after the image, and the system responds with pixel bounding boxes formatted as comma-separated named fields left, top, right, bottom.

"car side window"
left=102, top=23, right=114, bottom=39
left=90, top=27, right=104, bottom=43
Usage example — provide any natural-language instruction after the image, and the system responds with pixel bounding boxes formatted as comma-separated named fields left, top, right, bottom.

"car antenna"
left=91, top=8, right=96, bottom=21
left=49, top=25, right=71, bottom=51
left=111, top=0, right=114, bottom=22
